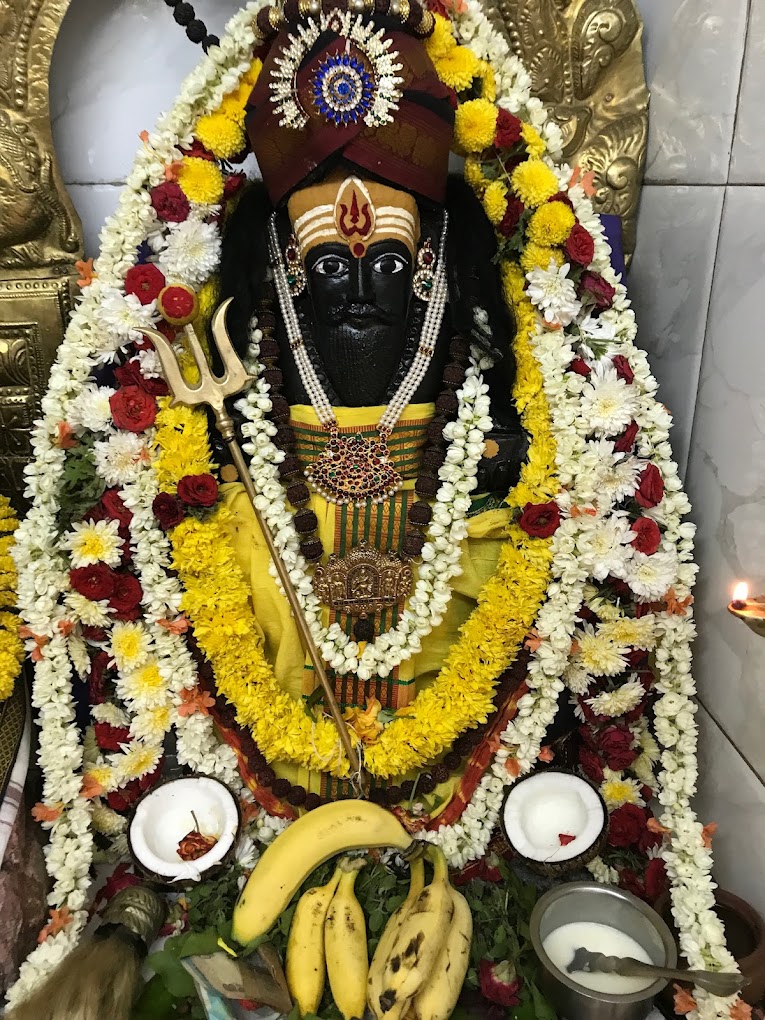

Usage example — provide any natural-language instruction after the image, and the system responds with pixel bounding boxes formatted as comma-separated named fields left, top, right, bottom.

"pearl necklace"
left=267, top=213, right=450, bottom=506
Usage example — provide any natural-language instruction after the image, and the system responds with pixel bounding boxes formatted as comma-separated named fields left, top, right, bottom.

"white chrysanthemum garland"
left=235, top=342, right=492, bottom=682
left=8, top=2, right=736, bottom=1018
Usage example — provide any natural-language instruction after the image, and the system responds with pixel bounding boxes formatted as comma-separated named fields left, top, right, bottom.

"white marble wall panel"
left=730, top=0, right=765, bottom=183
left=694, top=705, right=765, bottom=922
left=628, top=185, right=724, bottom=476
left=66, top=184, right=123, bottom=259
left=685, top=186, right=765, bottom=781
left=635, top=0, right=748, bottom=184
left=50, top=0, right=243, bottom=186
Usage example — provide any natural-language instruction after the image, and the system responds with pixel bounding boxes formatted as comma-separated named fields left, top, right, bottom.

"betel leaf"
left=146, top=947, right=197, bottom=999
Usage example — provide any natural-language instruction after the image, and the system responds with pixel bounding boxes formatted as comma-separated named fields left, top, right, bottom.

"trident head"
left=140, top=298, right=253, bottom=415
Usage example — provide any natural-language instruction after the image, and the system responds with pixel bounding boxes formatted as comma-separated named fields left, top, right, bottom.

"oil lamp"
left=727, top=581, right=765, bottom=638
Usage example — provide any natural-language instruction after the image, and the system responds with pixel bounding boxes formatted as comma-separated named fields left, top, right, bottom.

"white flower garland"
left=9, top=1, right=736, bottom=1017
left=235, top=338, right=493, bottom=681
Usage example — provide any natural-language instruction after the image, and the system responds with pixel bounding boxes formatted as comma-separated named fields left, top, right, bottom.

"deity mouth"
left=327, top=302, right=395, bottom=326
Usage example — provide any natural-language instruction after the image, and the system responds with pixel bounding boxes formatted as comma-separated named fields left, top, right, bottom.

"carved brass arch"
left=494, top=0, right=649, bottom=264
left=0, top=0, right=84, bottom=507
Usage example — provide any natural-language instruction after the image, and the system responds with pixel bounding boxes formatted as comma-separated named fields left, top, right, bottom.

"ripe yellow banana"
left=232, top=801, right=413, bottom=944
left=286, top=865, right=343, bottom=1017
left=325, top=858, right=369, bottom=1020
left=412, top=886, right=473, bottom=1020
left=377, top=847, right=454, bottom=1020
left=368, top=856, right=426, bottom=1020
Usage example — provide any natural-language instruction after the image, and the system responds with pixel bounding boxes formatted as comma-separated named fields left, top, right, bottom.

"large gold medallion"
left=313, top=542, right=413, bottom=619
left=305, top=430, right=403, bottom=506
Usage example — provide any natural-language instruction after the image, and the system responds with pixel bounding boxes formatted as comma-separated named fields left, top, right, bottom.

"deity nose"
left=349, top=255, right=373, bottom=303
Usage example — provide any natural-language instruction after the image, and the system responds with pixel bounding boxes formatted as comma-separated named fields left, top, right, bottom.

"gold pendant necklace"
left=304, top=427, right=402, bottom=506
left=313, top=542, right=413, bottom=619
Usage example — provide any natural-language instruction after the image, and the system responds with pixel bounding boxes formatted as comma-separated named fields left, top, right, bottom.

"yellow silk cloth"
left=221, top=402, right=511, bottom=796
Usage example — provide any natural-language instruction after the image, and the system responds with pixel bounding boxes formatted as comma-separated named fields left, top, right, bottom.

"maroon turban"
left=246, top=22, right=455, bottom=206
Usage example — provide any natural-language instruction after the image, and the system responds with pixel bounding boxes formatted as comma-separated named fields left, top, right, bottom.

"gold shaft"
left=215, top=408, right=366, bottom=789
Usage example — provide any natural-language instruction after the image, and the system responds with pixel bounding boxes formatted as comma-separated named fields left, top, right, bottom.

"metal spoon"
left=567, top=947, right=747, bottom=998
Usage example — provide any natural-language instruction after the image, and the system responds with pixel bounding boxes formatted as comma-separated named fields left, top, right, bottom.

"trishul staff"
left=142, top=300, right=366, bottom=791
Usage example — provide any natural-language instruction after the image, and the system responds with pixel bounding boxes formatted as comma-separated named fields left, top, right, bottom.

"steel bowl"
left=530, top=882, right=677, bottom=1020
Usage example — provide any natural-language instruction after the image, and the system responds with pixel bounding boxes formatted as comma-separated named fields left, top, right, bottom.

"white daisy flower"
left=600, top=768, right=646, bottom=810
left=91, top=703, right=130, bottom=727
left=159, top=218, right=221, bottom=287
left=136, top=349, right=163, bottom=378
left=598, top=616, right=657, bottom=651
left=92, top=804, right=127, bottom=835
left=575, top=512, right=633, bottom=580
left=64, top=519, right=123, bottom=568
left=114, top=742, right=162, bottom=784
left=587, top=675, right=644, bottom=717
left=525, top=260, right=582, bottom=327
left=625, top=550, right=677, bottom=600
left=64, top=591, right=112, bottom=627
left=67, top=383, right=115, bottom=432
left=576, top=623, right=629, bottom=677
left=579, top=363, right=639, bottom=437
left=563, top=660, right=593, bottom=694
left=98, top=290, right=157, bottom=346
left=110, top=621, right=152, bottom=673
left=94, top=432, right=149, bottom=487
left=130, top=705, right=172, bottom=743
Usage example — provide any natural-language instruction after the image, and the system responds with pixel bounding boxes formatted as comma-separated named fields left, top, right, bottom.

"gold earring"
left=413, top=238, right=436, bottom=302
left=285, top=235, right=307, bottom=297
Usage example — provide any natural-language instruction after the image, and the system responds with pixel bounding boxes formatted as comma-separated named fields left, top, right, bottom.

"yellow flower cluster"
left=454, top=98, right=498, bottom=153
left=0, top=498, right=23, bottom=703
left=189, top=57, right=262, bottom=161
left=482, top=180, right=508, bottom=225
left=510, top=159, right=560, bottom=208
left=178, top=157, right=224, bottom=205
left=527, top=202, right=576, bottom=247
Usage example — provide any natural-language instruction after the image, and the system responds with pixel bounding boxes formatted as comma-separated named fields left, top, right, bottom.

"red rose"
left=612, top=354, right=635, bottom=384
left=150, top=181, right=191, bottom=222
left=569, top=357, right=591, bottom=377
left=181, top=140, right=214, bottom=161
left=94, top=722, right=131, bottom=752
left=564, top=223, right=595, bottom=266
left=619, top=867, right=645, bottom=900
left=70, top=563, right=117, bottom=601
left=177, top=473, right=219, bottom=508
left=152, top=492, right=185, bottom=530
left=101, top=488, right=133, bottom=528
left=109, top=573, right=143, bottom=621
left=579, top=746, right=604, bottom=784
left=224, top=172, right=247, bottom=201
left=580, top=271, right=616, bottom=310
left=638, top=823, right=663, bottom=857
left=124, top=263, right=166, bottom=305
left=550, top=191, right=574, bottom=210
left=635, top=463, right=664, bottom=508
left=518, top=501, right=561, bottom=538
left=644, top=858, right=667, bottom=903
left=83, top=501, right=109, bottom=524
left=614, top=420, right=639, bottom=454
left=114, top=359, right=169, bottom=397
left=630, top=517, right=661, bottom=555
left=495, top=109, right=523, bottom=150
left=110, top=386, right=158, bottom=433
left=497, top=196, right=525, bottom=237
left=82, top=626, right=108, bottom=643
left=479, top=960, right=523, bottom=1007
left=597, top=725, right=638, bottom=771
left=107, top=767, right=161, bottom=812
left=608, top=803, right=647, bottom=848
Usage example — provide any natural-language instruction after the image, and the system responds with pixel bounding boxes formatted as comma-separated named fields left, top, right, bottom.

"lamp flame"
left=732, top=581, right=749, bottom=603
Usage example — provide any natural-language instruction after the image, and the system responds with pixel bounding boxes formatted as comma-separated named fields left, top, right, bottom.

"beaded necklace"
left=267, top=212, right=449, bottom=507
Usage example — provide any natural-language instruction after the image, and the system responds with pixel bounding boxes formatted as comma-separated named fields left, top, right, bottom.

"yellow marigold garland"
left=0, top=497, right=23, bottom=702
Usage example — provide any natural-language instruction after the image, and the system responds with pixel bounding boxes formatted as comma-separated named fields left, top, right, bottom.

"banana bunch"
left=369, top=847, right=473, bottom=1020
left=232, top=800, right=413, bottom=945
left=286, top=857, right=369, bottom=1020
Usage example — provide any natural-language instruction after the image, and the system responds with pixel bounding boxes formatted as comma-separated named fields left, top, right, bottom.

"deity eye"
left=371, top=253, right=409, bottom=276
left=313, top=255, right=349, bottom=278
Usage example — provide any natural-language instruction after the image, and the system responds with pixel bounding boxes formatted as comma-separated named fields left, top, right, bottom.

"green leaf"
left=177, top=929, right=221, bottom=960
left=146, top=948, right=197, bottom=999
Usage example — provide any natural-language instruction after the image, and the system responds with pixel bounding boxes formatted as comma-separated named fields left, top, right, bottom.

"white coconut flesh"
left=503, top=772, right=605, bottom=864
left=129, top=777, right=239, bottom=878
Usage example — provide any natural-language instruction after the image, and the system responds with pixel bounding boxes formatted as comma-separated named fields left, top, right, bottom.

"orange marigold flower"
left=158, top=615, right=190, bottom=634
left=32, top=802, right=63, bottom=824
left=524, top=628, right=542, bottom=652
left=55, top=421, right=79, bottom=448
left=81, top=773, right=105, bottom=799
left=702, top=822, right=718, bottom=849
left=164, top=160, right=183, bottom=181
left=38, top=907, right=73, bottom=944
left=538, top=745, right=555, bottom=763
left=662, top=587, right=694, bottom=616
left=75, top=258, right=96, bottom=289
left=57, top=619, right=75, bottom=637
left=672, top=984, right=697, bottom=1015
left=178, top=687, right=215, bottom=717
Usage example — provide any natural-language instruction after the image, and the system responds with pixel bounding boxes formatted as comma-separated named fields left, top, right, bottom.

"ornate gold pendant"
left=305, top=431, right=402, bottom=506
left=313, top=542, right=413, bottom=619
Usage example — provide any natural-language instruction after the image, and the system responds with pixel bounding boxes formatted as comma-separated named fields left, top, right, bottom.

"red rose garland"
left=110, top=385, right=158, bottom=433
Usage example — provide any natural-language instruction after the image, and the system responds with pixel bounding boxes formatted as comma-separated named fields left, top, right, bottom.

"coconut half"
left=128, top=776, right=240, bottom=882
left=501, top=770, right=607, bottom=876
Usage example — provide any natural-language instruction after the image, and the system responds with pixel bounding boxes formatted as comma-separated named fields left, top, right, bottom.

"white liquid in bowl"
left=543, top=921, right=655, bottom=995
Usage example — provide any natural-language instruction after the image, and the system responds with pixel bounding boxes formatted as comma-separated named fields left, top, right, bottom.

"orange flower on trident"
left=178, top=687, right=215, bottom=718
left=75, top=258, right=96, bottom=289
left=38, top=907, right=73, bottom=944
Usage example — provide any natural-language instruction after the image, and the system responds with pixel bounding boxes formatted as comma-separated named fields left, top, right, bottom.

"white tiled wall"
left=49, top=1, right=765, bottom=917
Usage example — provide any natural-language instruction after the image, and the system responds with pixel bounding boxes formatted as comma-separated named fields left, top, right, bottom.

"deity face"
left=304, top=237, right=413, bottom=406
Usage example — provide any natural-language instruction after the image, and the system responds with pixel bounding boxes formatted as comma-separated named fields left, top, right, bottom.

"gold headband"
left=287, top=175, right=420, bottom=260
